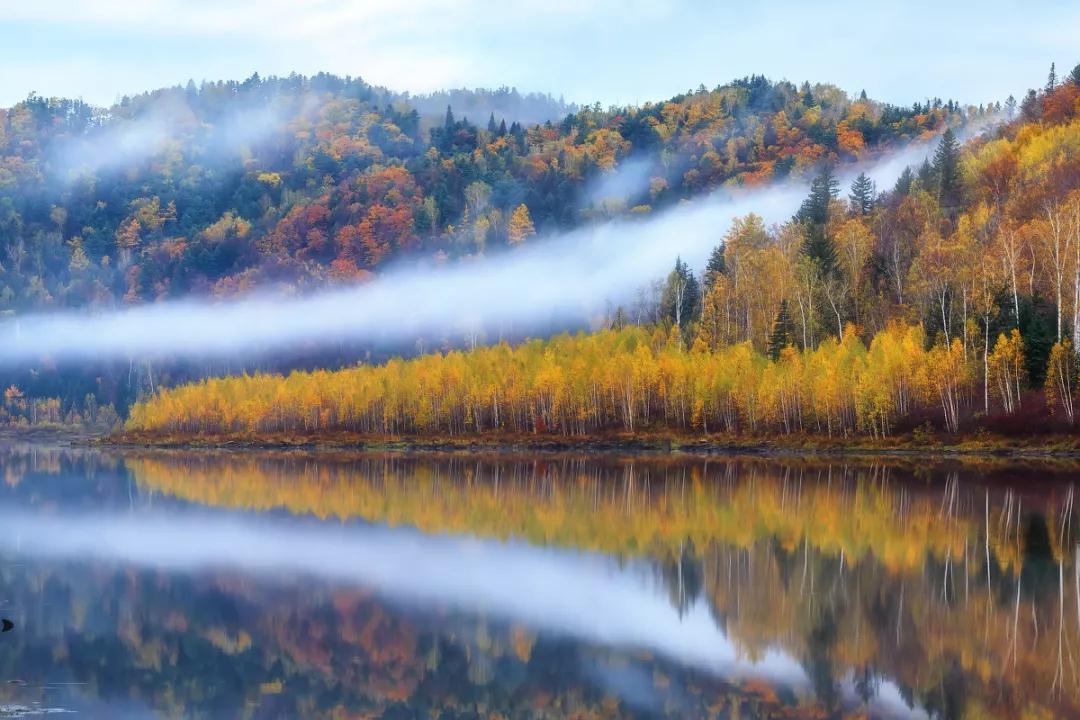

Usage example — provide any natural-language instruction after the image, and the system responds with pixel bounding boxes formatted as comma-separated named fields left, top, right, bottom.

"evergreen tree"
left=768, top=300, right=797, bottom=360
left=1046, top=62, right=1057, bottom=93
left=932, top=128, right=963, bottom=209
left=444, top=105, right=455, bottom=129
left=662, top=257, right=700, bottom=328
left=1004, top=95, right=1017, bottom=120
left=1021, top=89, right=1040, bottom=120
left=1070, top=64, right=1080, bottom=87
left=849, top=172, right=876, bottom=216
left=797, top=166, right=840, bottom=274
left=487, top=113, right=498, bottom=134
left=797, top=165, right=839, bottom=227
left=703, top=243, right=727, bottom=288
left=893, top=166, right=915, bottom=196
left=497, top=119, right=507, bottom=137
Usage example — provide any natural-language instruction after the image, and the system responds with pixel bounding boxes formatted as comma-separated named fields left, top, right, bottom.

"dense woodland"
left=1, top=72, right=968, bottom=310
left=0, top=70, right=990, bottom=418
left=127, top=66, right=1080, bottom=440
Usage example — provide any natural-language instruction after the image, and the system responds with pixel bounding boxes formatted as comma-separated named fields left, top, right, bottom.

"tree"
left=1046, top=62, right=1057, bottom=93
left=1071, top=64, right=1080, bottom=87
left=703, top=243, right=727, bottom=287
left=797, top=165, right=839, bottom=228
left=987, top=329, right=1025, bottom=414
left=797, top=166, right=840, bottom=274
left=508, top=204, right=535, bottom=245
left=932, top=129, right=963, bottom=209
left=849, top=172, right=876, bottom=216
left=1004, top=95, right=1017, bottom=120
left=893, top=167, right=915, bottom=196
left=662, top=257, right=700, bottom=329
left=767, top=300, right=796, bottom=360
left=1046, top=340, right=1076, bottom=424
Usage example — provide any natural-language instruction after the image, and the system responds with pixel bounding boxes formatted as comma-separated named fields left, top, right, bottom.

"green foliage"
left=931, top=128, right=963, bottom=209
left=767, top=299, right=796, bottom=360
left=662, top=257, right=700, bottom=328
left=703, top=243, right=727, bottom=288
left=848, top=172, right=876, bottom=216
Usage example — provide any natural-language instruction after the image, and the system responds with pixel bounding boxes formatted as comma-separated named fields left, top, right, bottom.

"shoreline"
left=102, top=429, right=1080, bottom=461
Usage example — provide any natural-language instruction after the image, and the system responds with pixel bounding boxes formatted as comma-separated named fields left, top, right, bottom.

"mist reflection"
left=0, top=444, right=1077, bottom=718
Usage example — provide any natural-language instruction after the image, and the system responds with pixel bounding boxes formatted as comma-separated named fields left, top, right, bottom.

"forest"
left=2, top=65, right=1080, bottom=440
left=122, top=65, right=1080, bottom=442
left=0, top=69, right=989, bottom=418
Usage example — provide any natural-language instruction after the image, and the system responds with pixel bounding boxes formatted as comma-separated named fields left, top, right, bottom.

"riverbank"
left=107, top=428, right=1080, bottom=460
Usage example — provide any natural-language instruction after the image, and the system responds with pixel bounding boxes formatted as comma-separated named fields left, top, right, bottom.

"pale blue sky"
left=1, top=0, right=1076, bottom=109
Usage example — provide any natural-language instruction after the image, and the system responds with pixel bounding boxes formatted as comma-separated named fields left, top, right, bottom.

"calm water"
left=0, top=444, right=1077, bottom=719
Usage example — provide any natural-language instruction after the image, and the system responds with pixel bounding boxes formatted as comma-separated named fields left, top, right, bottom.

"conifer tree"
left=849, top=172, right=876, bottom=216
left=797, top=166, right=839, bottom=274
left=932, top=128, right=963, bottom=209
left=703, top=244, right=727, bottom=287
left=768, top=300, right=796, bottom=360
left=893, top=167, right=914, bottom=196
left=662, top=257, right=700, bottom=328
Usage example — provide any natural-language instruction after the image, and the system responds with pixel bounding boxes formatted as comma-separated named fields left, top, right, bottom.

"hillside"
left=0, top=73, right=976, bottom=311
left=120, top=68, right=1080, bottom=442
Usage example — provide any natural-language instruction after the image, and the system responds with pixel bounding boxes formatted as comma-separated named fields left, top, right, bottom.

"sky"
left=0, top=0, right=1076, bottom=110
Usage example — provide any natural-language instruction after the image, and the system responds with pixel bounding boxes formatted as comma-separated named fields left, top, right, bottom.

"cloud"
left=2, top=1, right=1074, bottom=107
left=0, top=142, right=937, bottom=365
left=0, top=507, right=809, bottom=685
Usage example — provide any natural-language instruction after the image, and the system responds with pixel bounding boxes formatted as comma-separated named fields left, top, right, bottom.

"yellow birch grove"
left=130, top=323, right=991, bottom=439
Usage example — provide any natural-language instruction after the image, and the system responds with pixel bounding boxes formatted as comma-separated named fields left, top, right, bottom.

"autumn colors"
left=122, top=68, right=1080, bottom=445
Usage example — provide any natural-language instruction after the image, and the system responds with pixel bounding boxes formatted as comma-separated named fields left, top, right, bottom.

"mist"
left=0, top=135, right=956, bottom=365
left=0, top=507, right=808, bottom=686
left=52, top=95, right=300, bottom=180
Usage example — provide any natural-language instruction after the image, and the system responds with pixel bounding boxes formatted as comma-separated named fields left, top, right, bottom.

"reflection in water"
left=0, top=443, right=1077, bottom=718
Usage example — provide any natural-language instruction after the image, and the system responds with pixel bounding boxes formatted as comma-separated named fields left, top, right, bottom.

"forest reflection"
left=0, top=444, right=1077, bottom=718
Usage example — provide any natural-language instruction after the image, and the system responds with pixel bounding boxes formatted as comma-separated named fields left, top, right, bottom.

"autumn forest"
left=2, top=65, right=1080, bottom=443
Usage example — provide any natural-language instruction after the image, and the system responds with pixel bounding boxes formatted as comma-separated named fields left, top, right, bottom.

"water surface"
left=0, top=444, right=1077, bottom=718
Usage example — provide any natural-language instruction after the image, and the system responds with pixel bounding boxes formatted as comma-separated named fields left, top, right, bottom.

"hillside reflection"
left=0, top=444, right=1077, bottom=718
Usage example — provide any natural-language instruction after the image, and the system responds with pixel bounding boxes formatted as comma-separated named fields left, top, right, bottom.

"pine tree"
left=768, top=300, right=796, bottom=360
left=1021, top=89, right=1039, bottom=120
left=797, top=166, right=840, bottom=274
left=1004, top=95, right=1017, bottom=120
left=703, top=243, right=727, bottom=287
left=444, top=105, right=455, bottom=129
left=797, top=165, right=839, bottom=227
left=1070, top=64, right=1080, bottom=87
left=893, top=167, right=914, bottom=196
left=932, top=128, right=963, bottom=209
left=487, top=113, right=497, bottom=134
left=497, top=119, right=508, bottom=137
left=1046, top=62, right=1057, bottom=93
left=849, top=172, right=876, bottom=216
left=662, top=258, right=700, bottom=328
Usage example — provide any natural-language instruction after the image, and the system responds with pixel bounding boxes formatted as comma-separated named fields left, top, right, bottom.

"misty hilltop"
left=0, top=72, right=988, bottom=312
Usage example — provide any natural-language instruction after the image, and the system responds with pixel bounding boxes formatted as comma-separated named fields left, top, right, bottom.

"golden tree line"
left=126, top=321, right=1075, bottom=439
left=128, top=451, right=1080, bottom=717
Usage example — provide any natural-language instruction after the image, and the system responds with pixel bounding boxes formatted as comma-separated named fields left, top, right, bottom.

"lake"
left=0, top=443, right=1077, bottom=718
